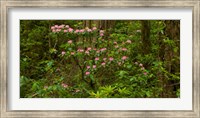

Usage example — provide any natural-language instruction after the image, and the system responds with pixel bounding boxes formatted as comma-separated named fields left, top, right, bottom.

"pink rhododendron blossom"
left=64, top=30, right=67, bottom=32
left=85, top=71, right=90, bottom=75
left=109, top=57, right=114, bottom=61
left=85, top=50, right=89, bottom=54
left=65, top=25, right=69, bottom=28
left=87, top=29, right=92, bottom=32
left=54, top=25, right=58, bottom=28
left=126, top=40, right=132, bottom=43
left=80, top=49, right=84, bottom=52
left=103, top=58, right=107, bottom=61
left=101, top=62, right=106, bottom=66
left=79, top=29, right=85, bottom=33
left=100, top=33, right=104, bottom=36
left=93, top=48, right=97, bottom=51
left=100, top=30, right=104, bottom=33
left=56, top=29, right=61, bottom=32
left=52, top=30, right=56, bottom=32
left=68, top=28, right=73, bottom=32
left=77, top=49, right=84, bottom=52
left=95, top=57, right=99, bottom=61
left=87, top=66, right=90, bottom=69
left=93, top=65, right=96, bottom=68
left=101, top=48, right=106, bottom=52
left=51, top=26, right=55, bottom=30
left=61, top=51, right=66, bottom=55
left=68, top=40, right=72, bottom=44
left=92, top=27, right=97, bottom=30
left=71, top=52, right=75, bottom=55
left=115, top=45, right=119, bottom=48
left=143, top=72, right=147, bottom=75
left=59, top=25, right=64, bottom=29
left=139, top=63, right=143, bottom=67
left=121, top=48, right=127, bottom=51
left=75, top=29, right=80, bottom=33
left=61, top=83, right=68, bottom=88
left=87, top=47, right=92, bottom=51
left=122, top=56, right=128, bottom=60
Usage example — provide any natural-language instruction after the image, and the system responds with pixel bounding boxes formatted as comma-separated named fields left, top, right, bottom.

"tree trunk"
left=141, top=21, right=151, bottom=55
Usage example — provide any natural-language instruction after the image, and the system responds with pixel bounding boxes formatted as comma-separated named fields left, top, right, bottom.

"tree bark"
left=141, top=21, right=151, bottom=55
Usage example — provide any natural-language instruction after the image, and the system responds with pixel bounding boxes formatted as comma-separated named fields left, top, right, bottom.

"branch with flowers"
left=50, top=24, right=137, bottom=90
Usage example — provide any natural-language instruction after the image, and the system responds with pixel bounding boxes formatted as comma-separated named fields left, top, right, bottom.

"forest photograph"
left=20, top=20, right=180, bottom=98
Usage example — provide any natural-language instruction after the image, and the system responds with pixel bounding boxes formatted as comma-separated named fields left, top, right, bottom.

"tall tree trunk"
left=141, top=21, right=151, bottom=55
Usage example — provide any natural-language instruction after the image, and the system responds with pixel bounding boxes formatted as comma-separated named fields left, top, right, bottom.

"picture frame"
left=0, top=0, right=199, bottom=117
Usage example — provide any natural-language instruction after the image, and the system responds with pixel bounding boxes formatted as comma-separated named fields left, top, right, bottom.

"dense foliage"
left=20, top=20, right=180, bottom=98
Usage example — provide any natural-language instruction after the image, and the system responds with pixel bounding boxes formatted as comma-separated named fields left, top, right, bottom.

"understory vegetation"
left=20, top=20, right=180, bottom=98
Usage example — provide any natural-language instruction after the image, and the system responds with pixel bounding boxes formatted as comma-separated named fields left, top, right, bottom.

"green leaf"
left=90, top=75, right=95, bottom=82
left=127, top=64, right=132, bottom=69
left=130, top=76, right=136, bottom=81
left=47, top=61, right=53, bottom=67
left=68, top=47, right=72, bottom=51
left=32, top=83, right=39, bottom=91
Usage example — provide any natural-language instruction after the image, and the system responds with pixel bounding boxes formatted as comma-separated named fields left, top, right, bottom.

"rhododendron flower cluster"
left=51, top=24, right=98, bottom=34
left=68, top=40, right=72, bottom=44
left=61, top=83, right=68, bottom=88
left=92, top=27, right=97, bottom=30
left=85, top=71, right=90, bottom=75
left=100, top=48, right=107, bottom=52
left=61, top=51, right=66, bottom=56
left=87, top=47, right=92, bottom=51
left=77, top=49, right=84, bottom=52
left=71, top=52, right=75, bottom=55
left=99, top=30, right=104, bottom=36
left=109, top=57, right=114, bottom=61
left=134, top=62, right=148, bottom=75
left=93, top=65, right=96, bottom=68
left=121, top=48, right=127, bottom=51
left=122, top=56, right=128, bottom=60
left=68, top=28, right=73, bottom=32
left=87, top=29, right=92, bottom=32
left=101, top=62, right=106, bottom=66
left=85, top=51, right=90, bottom=55
left=126, top=40, right=132, bottom=44
left=87, top=66, right=90, bottom=69
left=51, top=24, right=66, bottom=32
left=51, top=24, right=136, bottom=81
left=95, top=57, right=99, bottom=61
